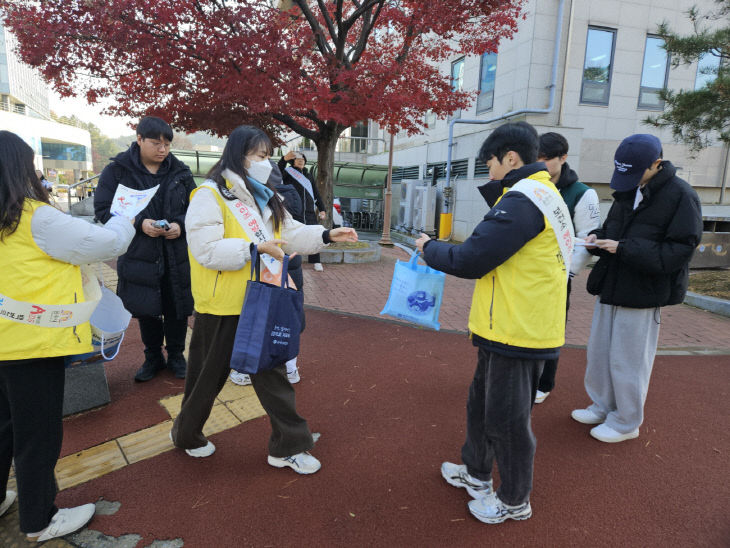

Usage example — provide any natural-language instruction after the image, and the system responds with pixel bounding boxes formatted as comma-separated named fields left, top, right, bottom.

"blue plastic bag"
left=380, top=251, right=445, bottom=330
left=230, top=246, right=303, bottom=375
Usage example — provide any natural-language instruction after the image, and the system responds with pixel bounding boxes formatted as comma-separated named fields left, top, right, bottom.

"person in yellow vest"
left=0, top=131, right=135, bottom=542
left=415, top=122, right=569, bottom=524
left=170, top=126, right=357, bottom=474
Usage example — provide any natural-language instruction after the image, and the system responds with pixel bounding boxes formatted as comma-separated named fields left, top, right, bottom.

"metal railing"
left=54, top=174, right=100, bottom=212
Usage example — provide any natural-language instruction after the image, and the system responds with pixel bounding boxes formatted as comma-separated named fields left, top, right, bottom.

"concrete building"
left=364, top=0, right=729, bottom=241
left=0, top=22, right=93, bottom=185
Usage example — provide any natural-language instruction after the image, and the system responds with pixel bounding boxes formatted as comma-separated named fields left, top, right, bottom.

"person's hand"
left=141, top=219, right=165, bottom=237
left=329, top=227, right=358, bottom=243
left=283, top=151, right=296, bottom=161
left=583, top=234, right=598, bottom=248
left=595, top=239, right=619, bottom=254
left=318, top=211, right=326, bottom=220
left=415, top=233, right=431, bottom=253
left=164, top=222, right=181, bottom=239
left=257, top=239, right=292, bottom=261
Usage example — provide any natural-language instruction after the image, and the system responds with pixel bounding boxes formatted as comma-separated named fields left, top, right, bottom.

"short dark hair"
left=538, top=132, right=569, bottom=160
left=478, top=121, right=538, bottom=165
left=136, top=116, right=173, bottom=141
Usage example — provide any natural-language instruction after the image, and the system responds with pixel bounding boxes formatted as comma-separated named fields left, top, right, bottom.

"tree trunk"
left=313, top=124, right=343, bottom=228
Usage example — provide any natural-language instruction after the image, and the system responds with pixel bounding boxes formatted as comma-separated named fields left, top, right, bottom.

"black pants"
left=0, top=357, right=64, bottom=533
left=461, top=348, right=543, bottom=506
left=171, top=314, right=313, bottom=457
left=538, top=278, right=572, bottom=393
left=308, top=253, right=321, bottom=264
left=138, top=271, right=188, bottom=357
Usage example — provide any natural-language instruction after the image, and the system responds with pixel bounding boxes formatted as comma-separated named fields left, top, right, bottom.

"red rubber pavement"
left=55, top=308, right=729, bottom=547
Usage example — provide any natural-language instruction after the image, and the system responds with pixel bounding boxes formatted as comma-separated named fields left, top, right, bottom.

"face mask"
left=247, top=159, right=273, bottom=183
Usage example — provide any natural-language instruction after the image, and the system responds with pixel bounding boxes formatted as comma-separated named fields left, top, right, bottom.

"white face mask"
left=247, top=159, right=273, bottom=183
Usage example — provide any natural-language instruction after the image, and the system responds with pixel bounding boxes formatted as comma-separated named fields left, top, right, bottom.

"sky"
left=48, top=88, right=136, bottom=138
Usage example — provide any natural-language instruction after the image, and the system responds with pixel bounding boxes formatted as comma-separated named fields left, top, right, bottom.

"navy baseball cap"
left=610, top=134, right=663, bottom=191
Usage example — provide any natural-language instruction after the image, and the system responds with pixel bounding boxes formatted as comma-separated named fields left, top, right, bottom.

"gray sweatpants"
left=583, top=300, right=661, bottom=434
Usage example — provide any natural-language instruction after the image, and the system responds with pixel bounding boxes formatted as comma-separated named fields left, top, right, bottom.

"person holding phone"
left=94, top=116, right=197, bottom=382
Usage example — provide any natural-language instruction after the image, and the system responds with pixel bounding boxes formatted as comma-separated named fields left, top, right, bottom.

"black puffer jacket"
left=586, top=161, right=702, bottom=308
left=94, top=143, right=197, bottom=318
left=277, top=158, right=325, bottom=225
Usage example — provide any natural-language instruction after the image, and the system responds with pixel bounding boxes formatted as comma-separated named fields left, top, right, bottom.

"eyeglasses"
left=145, top=140, right=171, bottom=151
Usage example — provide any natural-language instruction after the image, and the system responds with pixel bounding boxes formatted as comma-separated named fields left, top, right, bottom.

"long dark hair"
left=206, top=125, right=286, bottom=232
left=0, top=130, right=49, bottom=240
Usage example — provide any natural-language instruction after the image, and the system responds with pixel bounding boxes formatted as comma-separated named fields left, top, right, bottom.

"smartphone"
left=154, top=219, right=170, bottom=230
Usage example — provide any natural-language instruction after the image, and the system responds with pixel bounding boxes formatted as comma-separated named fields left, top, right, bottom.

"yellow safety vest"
left=0, top=200, right=92, bottom=360
left=188, top=185, right=281, bottom=316
left=468, top=171, right=567, bottom=349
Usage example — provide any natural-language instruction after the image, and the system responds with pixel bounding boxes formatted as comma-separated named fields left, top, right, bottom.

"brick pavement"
left=303, top=245, right=730, bottom=353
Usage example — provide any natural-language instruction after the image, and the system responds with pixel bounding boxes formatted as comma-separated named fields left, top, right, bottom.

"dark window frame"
left=580, top=26, right=617, bottom=106
left=637, top=34, right=671, bottom=110
left=477, top=52, right=498, bottom=114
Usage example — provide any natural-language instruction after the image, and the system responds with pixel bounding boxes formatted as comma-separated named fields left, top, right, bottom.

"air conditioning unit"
left=412, top=184, right=437, bottom=234
left=397, top=180, right=418, bottom=230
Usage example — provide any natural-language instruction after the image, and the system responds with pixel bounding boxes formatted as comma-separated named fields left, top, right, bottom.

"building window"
left=580, top=27, right=616, bottom=105
left=449, top=57, right=465, bottom=120
left=638, top=36, right=670, bottom=110
left=477, top=52, right=498, bottom=113
left=695, top=52, right=721, bottom=90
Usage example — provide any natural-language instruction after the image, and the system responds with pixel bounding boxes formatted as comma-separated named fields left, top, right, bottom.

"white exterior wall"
left=0, top=109, right=92, bottom=173
left=369, top=0, right=728, bottom=240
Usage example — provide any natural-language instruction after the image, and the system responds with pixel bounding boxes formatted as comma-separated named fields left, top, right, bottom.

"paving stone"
left=56, top=441, right=127, bottom=490
left=117, top=420, right=175, bottom=464
left=145, top=539, right=185, bottom=548
left=67, top=529, right=142, bottom=548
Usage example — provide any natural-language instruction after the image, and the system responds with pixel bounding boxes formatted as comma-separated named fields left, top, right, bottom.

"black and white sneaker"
left=268, top=452, right=321, bottom=474
left=441, top=462, right=493, bottom=498
left=468, top=492, right=532, bottom=524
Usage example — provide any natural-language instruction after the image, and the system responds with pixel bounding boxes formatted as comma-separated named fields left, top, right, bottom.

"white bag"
left=65, top=270, right=132, bottom=366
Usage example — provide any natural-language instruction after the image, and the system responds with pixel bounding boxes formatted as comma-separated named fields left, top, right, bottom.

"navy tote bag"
left=230, top=245, right=303, bottom=375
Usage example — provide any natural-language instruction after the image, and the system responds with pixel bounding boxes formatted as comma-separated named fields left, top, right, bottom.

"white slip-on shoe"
left=0, top=490, right=16, bottom=517
left=268, top=452, right=321, bottom=474
left=534, top=390, right=550, bottom=404
left=571, top=407, right=605, bottom=425
left=441, top=462, right=493, bottom=499
left=229, top=371, right=252, bottom=386
left=590, top=423, right=639, bottom=443
left=26, top=503, right=96, bottom=542
left=185, top=441, right=216, bottom=458
left=468, top=492, right=532, bottom=524
left=313, top=263, right=324, bottom=272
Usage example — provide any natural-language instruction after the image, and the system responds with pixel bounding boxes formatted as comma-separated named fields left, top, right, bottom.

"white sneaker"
left=534, top=390, right=550, bottom=404
left=468, top=493, right=532, bottom=524
left=230, top=371, right=251, bottom=386
left=185, top=441, right=216, bottom=458
left=313, top=263, right=324, bottom=272
left=0, top=490, right=16, bottom=517
left=590, top=423, right=639, bottom=443
left=287, top=368, right=300, bottom=384
left=441, top=462, right=493, bottom=499
left=268, top=452, right=321, bottom=474
left=26, top=503, right=96, bottom=542
left=571, top=407, right=604, bottom=425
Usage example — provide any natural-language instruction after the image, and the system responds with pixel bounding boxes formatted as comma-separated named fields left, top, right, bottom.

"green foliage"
left=644, top=1, right=729, bottom=151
